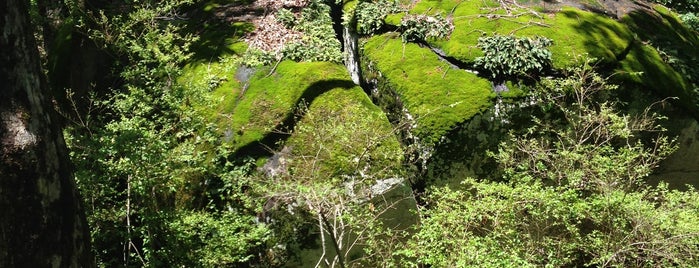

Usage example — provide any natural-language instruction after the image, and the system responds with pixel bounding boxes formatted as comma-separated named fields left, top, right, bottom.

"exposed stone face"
left=260, top=146, right=292, bottom=178
left=649, top=118, right=699, bottom=188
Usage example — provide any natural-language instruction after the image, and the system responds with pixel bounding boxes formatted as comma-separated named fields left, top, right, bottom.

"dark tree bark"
left=0, top=0, right=94, bottom=267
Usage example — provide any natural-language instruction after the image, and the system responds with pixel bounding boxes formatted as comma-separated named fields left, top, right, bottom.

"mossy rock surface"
left=411, top=0, right=699, bottom=116
left=286, top=86, right=404, bottom=180
left=178, top=54, right=241, bottom=133
left=412, top=1, right=633, bottom=69
left=619, top=6, right=699, bottom=116
left=363, top=34, right=493, bottom=145
left=228, top=61, right=359, bottom=152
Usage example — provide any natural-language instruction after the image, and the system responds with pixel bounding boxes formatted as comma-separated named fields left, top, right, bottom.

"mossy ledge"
left=362, top=33, right=494, bottom=146
left=227, top=61, right=355, bottom=154
left=286, top=86, right=404, bottom=180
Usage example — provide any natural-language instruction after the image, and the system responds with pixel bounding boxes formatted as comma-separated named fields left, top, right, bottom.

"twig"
left=265, top=57, right=283, bottom=78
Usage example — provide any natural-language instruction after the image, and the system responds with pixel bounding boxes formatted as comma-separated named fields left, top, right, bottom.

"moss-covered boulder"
left=227, top=61, right=358, bottom=151
left=356, top=0, right=699, bottom=185
left=619, top=5, right=699, bottom=116
left=177, top=54, right=242, bottom=131
left=362, top=34, right=494, bottom=145
left=285, top=85, right=404, bottom=180
left=407, top=0, right=699, bottom=116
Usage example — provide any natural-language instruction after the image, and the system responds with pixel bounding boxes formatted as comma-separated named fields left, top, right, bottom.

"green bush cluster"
left=652, top=0, right=699, bottom=13
left=354, top=0, right=401, bottom=35
left=399, top=14, right=453, bottom=42
left=680, top=12, right=699, bottom=31
left=473, top=34, right=553, bottom=81
left=281, top=0, right=343, bottom=63
left=276, top=8, right=296, bottom=28
left=65, top=1, right=274, bottom=266
left=57, top=0, right=699, bottom=266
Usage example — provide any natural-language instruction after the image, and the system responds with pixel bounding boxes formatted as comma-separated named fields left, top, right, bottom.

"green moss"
left=177, top=54, right=241, bottom=132
left=617, top=44, right=689, bottom=90
left=286, top=86, right=404, bottom=179
left=409, top=1, right=699, bottom=114
left=229, top=61, right=358, bottom=150
left=385, top=13, right=406, bottom=26
left=363, top=34, right=494, bottom=145
left=343, top=0, right=358, bottom=12
left=410, top=0, right=476, bottom=15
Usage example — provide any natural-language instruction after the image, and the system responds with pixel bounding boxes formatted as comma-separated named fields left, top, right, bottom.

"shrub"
left=276, top=8, right=296, bottom=28
left=354, top=0, right=401, bottom=35
left=474, top=34, right=553, bottom=82
left=680, top=12, right=699, bottom=32
left=651, top=0, right=699, bottom=13
left=282, top=0, right=342, bottom=62
left=399, top=14, right=453, bottom=42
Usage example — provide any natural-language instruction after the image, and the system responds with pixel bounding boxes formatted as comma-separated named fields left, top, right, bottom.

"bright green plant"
left=651, top=0, right=699, bottom=13
left=474, top=34, right=553, bottom=81
left=66, top=1, right=274, bottom=266
left=276, top=8, right=296, bottom=28
left=282, top=0, right=342, bottom=63
left=399, top=14, right=453, bottom=42
left=680, top=12, right=699, bottom=31
left=354, top=0, right=401, bottom=35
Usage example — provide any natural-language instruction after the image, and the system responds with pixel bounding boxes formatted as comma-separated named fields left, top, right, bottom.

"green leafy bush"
left=680, top=12, right=699, bottom=32
left=66, top=1, right=275, bottom=266
left=167, top=211, right=270, bottom=267
left=651, top=0, right=699, bottom=13
left=282, top=0, right=342, bottom=62
left=399, top=14, right=453, bottom=42
left=355, top=0, right=401, bottom=35
left=276, top=8, right=296, bottom=28
left=474, top=35, right=553, bottom=81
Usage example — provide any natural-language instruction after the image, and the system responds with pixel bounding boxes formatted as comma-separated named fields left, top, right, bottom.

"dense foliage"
left=63, top=1, right=272, bottom=266
left=652, top=0, right=699, bottom=13
left=474, top=34, right=553, bottom=81
left=25, top=0, right=699, bottom=267
left=280, top=0, right=343, bottom=63
left=399, top=14, right=453, bottom=42
left=354, top=0, right=401, bottom=35
left=680, top=12, right=699, bottom=31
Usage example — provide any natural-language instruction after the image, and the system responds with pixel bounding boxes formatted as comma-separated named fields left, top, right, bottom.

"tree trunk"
left=0, top=0, right=94, bottom=267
